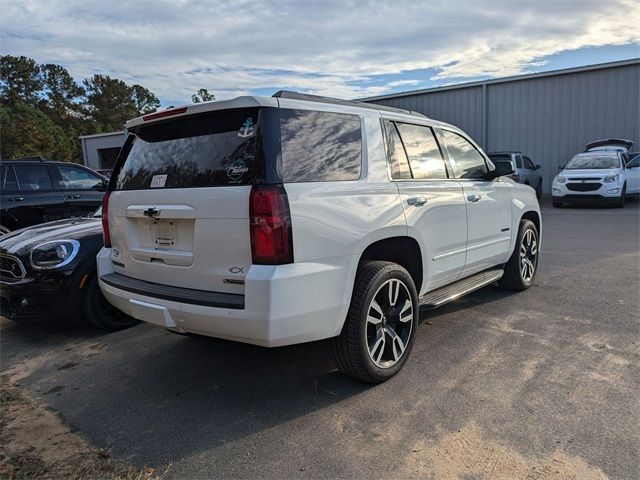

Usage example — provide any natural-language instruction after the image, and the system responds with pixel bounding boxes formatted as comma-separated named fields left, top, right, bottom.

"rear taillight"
left=102, top=192, right=111, bottom=248
left=249, top=185, right=293, bottom=265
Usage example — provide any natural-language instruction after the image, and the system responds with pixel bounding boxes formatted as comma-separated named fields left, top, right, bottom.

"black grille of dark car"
left=566, top=182, right=602, bottom=192
left=0, top=254, right=26, bottom=281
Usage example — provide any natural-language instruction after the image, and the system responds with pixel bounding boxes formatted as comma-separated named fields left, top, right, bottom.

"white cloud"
left=1, top=0, right=638, bottom=103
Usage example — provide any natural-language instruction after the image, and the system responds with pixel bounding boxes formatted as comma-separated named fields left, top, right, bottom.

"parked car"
left=0, top=208, right=138, bottom=330
left=552, top=139, right=638, bottom=207
left=488, top=152, right=542, bottom=198
left=0, top=157, right=108, bottom=236
left=97, top=91, right=541, bottom=383
left=626, top=153, right=640, bottom=196
left=96, top=169, right=113, bottom=178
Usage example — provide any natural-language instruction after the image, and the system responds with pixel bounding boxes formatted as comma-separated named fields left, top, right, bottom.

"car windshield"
left=565, top=155, right=620, bottom=170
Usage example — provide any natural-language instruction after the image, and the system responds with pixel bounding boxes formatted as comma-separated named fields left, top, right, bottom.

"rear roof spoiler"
left=585, top=138, right=633, bottom=152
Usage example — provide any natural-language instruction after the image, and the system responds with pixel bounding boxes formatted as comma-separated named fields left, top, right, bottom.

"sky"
left=1, top=0, right=639, bottom=107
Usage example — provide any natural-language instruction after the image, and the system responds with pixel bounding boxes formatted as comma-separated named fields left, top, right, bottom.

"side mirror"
left=535, top=164, right=541, bottom=170
left=484, top=165, right=512, bottom=181
left=558, top=165, right=565, bottom=172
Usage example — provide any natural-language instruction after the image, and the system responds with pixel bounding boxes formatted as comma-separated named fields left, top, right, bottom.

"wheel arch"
left=358, top=236, right=423, bottom=293
left=521, top=210, right=540, bottom=234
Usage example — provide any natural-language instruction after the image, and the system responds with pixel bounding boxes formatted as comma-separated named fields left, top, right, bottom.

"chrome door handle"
left=467, top=194, right=481, bottom=203
left=8, top=197, right=24, bottom=202
left=66, top=194, right=81, bottom=199
left=407, top=196, right=427, bottom=206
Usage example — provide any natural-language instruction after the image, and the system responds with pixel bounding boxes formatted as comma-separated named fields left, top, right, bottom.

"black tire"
left=82, top=275, right=139, bottom=331
left=499, top=219, right=539, bottom=291
left=614, top=184, right=626, bottom=208
left=552, top=199, right=563, bottom=208
left=535, top=182, right=542, bottom=199
left=331, top=261, right=418, bottom=383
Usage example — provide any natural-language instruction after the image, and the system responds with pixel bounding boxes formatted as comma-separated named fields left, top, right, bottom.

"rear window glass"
left=115, top=108, right=263, bottom=190
left=13, top=164, right=53, bottom=191
left=280, top=109, right=361, bottom=182
left=488, top=154, right=511, bottom=162
left=0, top=165, right=18, bottom=191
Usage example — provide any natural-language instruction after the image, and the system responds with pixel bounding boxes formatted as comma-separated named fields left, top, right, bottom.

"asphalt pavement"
left=2, top=200, right=639, bottom=479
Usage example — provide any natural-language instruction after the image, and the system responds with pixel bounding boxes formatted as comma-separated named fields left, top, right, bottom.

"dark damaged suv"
left=0, top=157, right=108, bottom=235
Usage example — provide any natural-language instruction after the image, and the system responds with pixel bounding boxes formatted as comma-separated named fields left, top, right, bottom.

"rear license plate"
left=151, top=220, right=177, bottom=249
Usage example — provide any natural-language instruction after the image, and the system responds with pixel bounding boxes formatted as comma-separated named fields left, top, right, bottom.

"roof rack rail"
left=10, top=155, right=48, bottom=162
left=272, top=90, right=427, bottom=118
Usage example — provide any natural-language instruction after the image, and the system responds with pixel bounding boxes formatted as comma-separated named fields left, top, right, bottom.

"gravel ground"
left=1, top=200, right=638, bottom=479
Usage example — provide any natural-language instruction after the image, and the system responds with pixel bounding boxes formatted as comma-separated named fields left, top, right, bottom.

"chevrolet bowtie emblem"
left=143, top=208, right=160, bottom=218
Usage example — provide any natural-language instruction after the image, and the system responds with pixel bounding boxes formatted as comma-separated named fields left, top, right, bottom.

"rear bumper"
left=97, top=248, right=356, bottom=347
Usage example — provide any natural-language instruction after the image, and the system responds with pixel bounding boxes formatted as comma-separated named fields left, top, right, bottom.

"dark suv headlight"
left=30, top=240, right=80, bottom=270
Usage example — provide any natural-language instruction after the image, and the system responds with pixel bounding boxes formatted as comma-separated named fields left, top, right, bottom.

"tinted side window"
left=440, top=130, right=488, bottom=179
left=0, top=165, right=19, bottom=191
left=383, top=121, right=411, bottom=179
left=13, top=164, right=53, bottom=191
left=523, top=156, right=534, bottom=169
left=627, top=155, right=639, bottom=168
left=280, top=109, right=361, bottom=182
left=395, top=123, right=447, bottom=179
left=58, top=165, right=103, bottom=190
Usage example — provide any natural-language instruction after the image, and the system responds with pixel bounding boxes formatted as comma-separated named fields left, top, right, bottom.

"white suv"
left=98, top=91, right=541, bottom=382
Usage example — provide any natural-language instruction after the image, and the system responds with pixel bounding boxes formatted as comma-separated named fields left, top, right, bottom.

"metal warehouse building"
left=362, top=59, right=640, bottom=194
left=80, top=131, right=126, bottom=171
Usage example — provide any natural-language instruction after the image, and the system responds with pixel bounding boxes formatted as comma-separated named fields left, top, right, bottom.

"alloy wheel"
left=365, top=278, right=414, bottom=368
left=519, top=228, right=538, bottom=282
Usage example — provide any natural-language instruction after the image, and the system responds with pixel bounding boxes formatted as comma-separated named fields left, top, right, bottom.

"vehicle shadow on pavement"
left=1, top=286, right=521, bottom=470
left=3, top=320, right=371, bottom=469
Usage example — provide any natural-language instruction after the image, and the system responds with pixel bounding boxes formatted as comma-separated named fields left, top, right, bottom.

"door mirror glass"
left=535, top=164, right=541, bottom=170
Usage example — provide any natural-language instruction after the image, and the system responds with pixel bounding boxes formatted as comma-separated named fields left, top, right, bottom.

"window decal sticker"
left=150, top=174, right=167, bottom=188
left=227, top=160, right=249, bottom=183
left=238, top=117, right=255, bottom=138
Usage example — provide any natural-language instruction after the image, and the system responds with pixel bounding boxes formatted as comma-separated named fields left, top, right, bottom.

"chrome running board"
left=419, top=268, right=504, bottom=310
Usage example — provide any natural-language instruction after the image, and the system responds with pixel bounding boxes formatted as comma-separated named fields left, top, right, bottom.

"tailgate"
left=105, top=106, right=270, bottom=295
left=108, top=187, right=251, bottom=294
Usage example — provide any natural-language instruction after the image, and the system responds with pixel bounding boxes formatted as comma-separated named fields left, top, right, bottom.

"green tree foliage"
left=0, top=103, right=76, bottom=162
left=83, top=74, right=138, bottom=132
left=41, top=63, right=85, bottom=124
left=0, top=55, right=162, bottom=162
left=0, top=55, right=43, bottom=105
left=191, top=88, right=215, bottom=103
left=132, top=84, right=160, bottom=114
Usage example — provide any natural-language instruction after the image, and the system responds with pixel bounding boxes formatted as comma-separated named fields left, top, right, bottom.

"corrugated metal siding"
left=366, top=62, right=640, bottom=194
left=81, top=133, right=126, bottom=170
left=379, top=86, right=485, bottom=142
